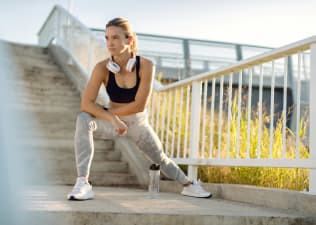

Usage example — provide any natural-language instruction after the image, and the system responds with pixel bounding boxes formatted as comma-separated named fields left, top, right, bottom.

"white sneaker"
left=181, top=180, right=212, bottom=198
left=67, top=177, right=94, bottom=200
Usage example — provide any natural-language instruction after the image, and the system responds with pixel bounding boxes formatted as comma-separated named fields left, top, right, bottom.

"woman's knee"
left=151, top=150, right=169, bottom=165
left=76, top=112, right=97, bottom=131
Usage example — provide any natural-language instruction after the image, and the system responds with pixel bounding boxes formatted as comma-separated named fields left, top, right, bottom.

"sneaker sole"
left=181, top=193, right=213, bottom=199
left=67, top=192, right=94, bottom=201
left=68, top=196, right=94, bottom=201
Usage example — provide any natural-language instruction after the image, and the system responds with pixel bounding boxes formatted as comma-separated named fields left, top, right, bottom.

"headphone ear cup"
left=125, top=57, right=136, bottom=72
left=107, top=60, right=120, bottom=73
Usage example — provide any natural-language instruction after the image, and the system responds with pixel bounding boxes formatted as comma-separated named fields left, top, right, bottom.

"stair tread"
left=21, top=137, right=114, bottom=149
left=24, top=185, right=314, bottom=225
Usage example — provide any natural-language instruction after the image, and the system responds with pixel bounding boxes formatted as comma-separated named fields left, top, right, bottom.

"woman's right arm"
left=81, top=62, right=127, bottom=135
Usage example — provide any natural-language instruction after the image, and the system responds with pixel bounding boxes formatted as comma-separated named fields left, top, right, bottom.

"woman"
left=67, top=17, right=212, bottom=200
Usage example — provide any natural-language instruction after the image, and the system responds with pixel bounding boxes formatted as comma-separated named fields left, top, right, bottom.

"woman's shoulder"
left=94, top=59, right=110, bottom=73
left=139, top=55, right=154, bottom=68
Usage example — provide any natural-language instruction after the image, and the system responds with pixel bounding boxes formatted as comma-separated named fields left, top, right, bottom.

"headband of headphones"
left=107, top=54, right=136, bottom=73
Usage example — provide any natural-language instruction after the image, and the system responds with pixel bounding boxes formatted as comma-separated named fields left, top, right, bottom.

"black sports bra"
left=106, top=56, right=140, bottom=103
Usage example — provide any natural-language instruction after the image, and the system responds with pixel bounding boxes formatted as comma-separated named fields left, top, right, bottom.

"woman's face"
left=105, top=26, right=130, bottom=56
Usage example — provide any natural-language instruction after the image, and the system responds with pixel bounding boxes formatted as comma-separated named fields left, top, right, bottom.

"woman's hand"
left=111, top=116, right=128, bottom=136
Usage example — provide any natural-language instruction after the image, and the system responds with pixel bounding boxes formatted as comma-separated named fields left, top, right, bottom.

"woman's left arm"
left=109, top=58, right=154, bottom=116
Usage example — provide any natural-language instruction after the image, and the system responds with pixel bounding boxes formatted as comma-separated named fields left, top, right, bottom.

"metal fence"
left=148, top=38, right=316, bottom=192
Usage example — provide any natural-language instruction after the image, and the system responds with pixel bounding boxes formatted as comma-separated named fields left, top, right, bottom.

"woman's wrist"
left=108, top=111, right=119, bottom=125
left=102, top=106, right=115, bottom=123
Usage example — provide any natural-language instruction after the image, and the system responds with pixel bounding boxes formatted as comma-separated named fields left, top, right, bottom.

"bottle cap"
left=150, top=164, right=160, bottom=170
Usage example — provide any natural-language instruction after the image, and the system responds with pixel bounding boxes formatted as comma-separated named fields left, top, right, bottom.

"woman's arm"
left=109, top=58, right=154, bottom=116
left=81, top=62, right=128, bottom=135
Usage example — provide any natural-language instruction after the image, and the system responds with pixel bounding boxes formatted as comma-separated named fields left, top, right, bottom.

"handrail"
left=91, top=28, right=273, bottom=50
left=38, top=5, right=93, bottom=38
left=157, top=35, right=316, bottom=92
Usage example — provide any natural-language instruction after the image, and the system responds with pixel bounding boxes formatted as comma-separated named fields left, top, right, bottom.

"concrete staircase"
left=5, top=41, right=139, bottom=187
left=2, top=40, right=316, bottom=225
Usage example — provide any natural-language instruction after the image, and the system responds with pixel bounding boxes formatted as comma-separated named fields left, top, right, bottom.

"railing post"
left=188, top=81, right=201, bottom=180
left=183, top=39, right=191, bottom=79
left=310, top=43, right=316, bottom=194
left=56, top=9, right=61, bottom=46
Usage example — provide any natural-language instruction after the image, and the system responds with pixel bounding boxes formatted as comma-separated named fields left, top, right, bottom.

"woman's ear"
left=127, top=36, right=133, bottom=45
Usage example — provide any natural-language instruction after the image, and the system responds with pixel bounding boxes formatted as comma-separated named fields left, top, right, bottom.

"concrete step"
left=13, top=91, right=80, bottom=100
left=16, top=121, right=76, bottom=130
left=26, top=156, right=128, bottom=175
left=24, top=185, right=316, bottom=225
left=10, top=104, right=81, bottom=113
left=8, top=74, right=76, bottom=87
left=11, top=55, right=58, bottom=67
left=16, top=110, right=79, bottom=121
left=26, top=163, right=133, bottom=187
left=8, top=85, right=78, bottom=98
left=8, top=76, right=76, bottom=88
left=89, top=172, right=139, bottom=187
left=3, top=41, right=48, bottom=57
left=25, top=147, right=121, bottom=164
left=13, top=88, right=80, bottom=100
left=11, top=94, right=79, bottom=102
left=10, top=98, right=80, bottom=108
left=8, top=81, right=78, bottom=92
left=0, top=56, right=58, bottom=78
left=10, top=101, right=80, bottom=112
left=22, top=68, right=67, bottom=77
left=31, top=172, right=139, bottom=187
left=90, top=161, right=128, bottom=173
left=9, top=66, right=69, bottom=79
left=17, top=123, right=76, bottom=137
left=2, top=54, right=59, bottom=69
left=17, top=117, right=77, bottom=128
left=20, top=130, right=76, bottom=139
left=9, top=89, right=80, bottom=103
left=21, top=138, right=114, bottom=151
left=16, top=68, right=67, bottom=80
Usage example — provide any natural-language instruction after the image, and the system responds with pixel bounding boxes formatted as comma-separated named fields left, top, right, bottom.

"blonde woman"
left=67, top=17, right=212, bottom=200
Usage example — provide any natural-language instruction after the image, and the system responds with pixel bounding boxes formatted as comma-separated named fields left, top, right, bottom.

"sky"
left=0, top=0, right=315, bottom=48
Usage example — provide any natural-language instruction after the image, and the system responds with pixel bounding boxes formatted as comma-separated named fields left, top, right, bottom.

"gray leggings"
left=74, top=111, right=190, bottom=185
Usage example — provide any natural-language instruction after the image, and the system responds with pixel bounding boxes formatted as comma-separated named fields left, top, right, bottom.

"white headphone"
left=107, top=55, right=136, bottom=73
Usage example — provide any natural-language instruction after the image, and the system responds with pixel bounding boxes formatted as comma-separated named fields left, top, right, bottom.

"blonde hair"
left=106, top=17, right=138, bottom=54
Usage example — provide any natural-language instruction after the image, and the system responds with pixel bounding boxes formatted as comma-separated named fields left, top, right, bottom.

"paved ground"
left=23, top=185, right=316, bottom=225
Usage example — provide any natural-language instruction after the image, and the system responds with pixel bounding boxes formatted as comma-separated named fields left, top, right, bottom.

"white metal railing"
left=38, top=5, right=110, bottom=104
left=38, top=5, right=109, bottom=77
left=38, top=5, right=316, bottom=193
left=149, top=37, right=316, bottom=193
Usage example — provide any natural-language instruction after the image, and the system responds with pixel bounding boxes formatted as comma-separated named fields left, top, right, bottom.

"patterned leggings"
left=74, top=111, right=190, bottom=185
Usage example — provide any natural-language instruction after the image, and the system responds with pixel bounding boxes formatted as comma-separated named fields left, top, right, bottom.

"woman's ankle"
left=183, top=181, right=193, bottom=187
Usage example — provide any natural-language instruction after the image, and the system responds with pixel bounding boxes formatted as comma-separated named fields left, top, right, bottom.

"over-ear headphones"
left=107, top=55, right=136, bottom=73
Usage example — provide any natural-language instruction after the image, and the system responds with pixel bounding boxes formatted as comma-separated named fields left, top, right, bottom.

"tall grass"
left=150, top=85, right=310, bottom=191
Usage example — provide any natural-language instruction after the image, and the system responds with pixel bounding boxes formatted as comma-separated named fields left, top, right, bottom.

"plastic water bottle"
left=148, top=164, right=160, bottom=198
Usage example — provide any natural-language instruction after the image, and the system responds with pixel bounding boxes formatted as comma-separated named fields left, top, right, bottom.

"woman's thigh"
left=127, top=121, right=164, bottom=162
left=77, top=112, right=116, bottom=140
